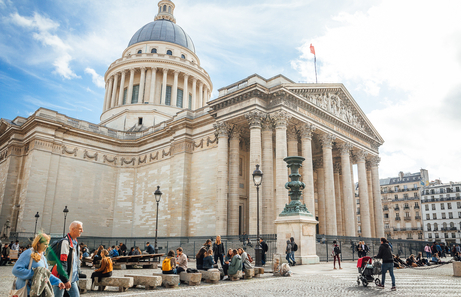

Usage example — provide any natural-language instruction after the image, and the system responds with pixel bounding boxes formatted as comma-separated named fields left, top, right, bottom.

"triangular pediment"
left=285, top=85, right=383, bottom=144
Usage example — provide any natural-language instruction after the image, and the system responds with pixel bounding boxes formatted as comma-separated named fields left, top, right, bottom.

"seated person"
left=162, top=250, right=177, bottom=274
left=196, top=247, right=207, bottom=270
left=128, top=247, right=136, bottom=256
left=81, top=244, right=90, bottom=258
left=145, top=242, right=155, bottom=254
left=416, top=252, right=427, bottom=266
left=238, top=248, right=252, bottom=270
left=431, top=252, right=441, bottom=263
left=406, top=254, right=417, bottom=267
left=203, top=249, right=215, bottom=270
left=227, top=250, right=241, bottom=277
left=92, top=245, right=104, bottom=264
left=176, top=247, right=188, bottom=274
left=223, top=249, right=233, bottom=277
left=108, top=246, right=119, bottom=258
left=91, top=249, right=113, bottom=287
left=393, top=254, right=405, bottom=268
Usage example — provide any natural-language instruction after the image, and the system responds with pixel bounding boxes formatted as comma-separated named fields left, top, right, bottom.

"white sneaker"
left=223, top=275, right=228, bottom=280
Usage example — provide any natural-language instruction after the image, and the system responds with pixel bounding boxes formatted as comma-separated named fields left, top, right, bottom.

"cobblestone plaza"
left=1, top=261, right=459, bottom=296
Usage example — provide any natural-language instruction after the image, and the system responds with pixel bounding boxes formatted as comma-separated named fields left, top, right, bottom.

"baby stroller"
left=356, top=256, right=381, bottom=287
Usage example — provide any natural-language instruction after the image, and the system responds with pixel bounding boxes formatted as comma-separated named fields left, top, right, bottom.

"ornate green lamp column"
left=279, top=156, right=313, bottom=217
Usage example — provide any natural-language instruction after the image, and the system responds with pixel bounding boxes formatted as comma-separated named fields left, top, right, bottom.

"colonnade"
left=103, top=67, right=211, bottom=112
left=214, top=110, right=384, bottom=238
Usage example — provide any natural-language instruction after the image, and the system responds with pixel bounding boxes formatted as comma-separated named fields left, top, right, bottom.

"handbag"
left=9, top=249, right=34, bottom=297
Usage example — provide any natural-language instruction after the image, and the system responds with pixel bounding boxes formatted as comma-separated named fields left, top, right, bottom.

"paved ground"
left=1, top=261, right=459, bottom=296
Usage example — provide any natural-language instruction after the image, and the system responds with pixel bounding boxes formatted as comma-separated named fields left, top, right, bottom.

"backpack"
left=334, top=246, right=341, bottom=255
left=247, top=253, right=253, bottom=263
left=162, top=257, right=172, bottom=271
left=46, top=237, right=66, bottom=266
left=293, top=243, right=298, bottom=252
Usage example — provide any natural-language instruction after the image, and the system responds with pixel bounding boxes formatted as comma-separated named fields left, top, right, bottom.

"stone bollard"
left=125, top=274, right=162, bottom=289
left=454, top=262, right=461, bottom=277
left=78, top=279, right=91, bottom=294
left=201, top=270, right=220, bottom=284
left=153, top=273, right=180, bottom=288
left=179, top=272, right=202, bottom=286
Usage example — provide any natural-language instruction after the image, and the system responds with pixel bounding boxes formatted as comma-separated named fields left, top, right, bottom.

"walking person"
left=90, top=249, right=113, bottom=290
left=357, top=241, right=363, bottom=258
left=212, top=235, right=225, bottom=267
left=375, top=237, right=396, bottom=291
left=285, top=240, right=294, bottom=266
left=259, top=238, right=268, bottom=266
left=1, top=243, right=10, bottom=266
left=332, top=240, right=342, bottom=269
left=52, top=221, right=84, bottom=297
left=424, top=244, right=432, bottom=260
left=290, top=237, right=297, bottom=266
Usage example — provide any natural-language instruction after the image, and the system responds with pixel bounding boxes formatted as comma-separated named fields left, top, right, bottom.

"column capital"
left=319, top=133, right=336, bottom=149
left=287, top=125, right=298, bottom=141
left=366, top=161, right=372, bottom=171
left=129, top=67, right=135, bottom=73
left=150, top=67, right=157, bottom=72
left=140, top=66, right=146, bottom=71
left=299, top=123, right=316, bottom=140
left=353, top=150, right=368, bottom=162
left=229, top=125, right=242, bottom=140
left=213, top=121, right=231, bottom=137
left=173, top=70, right=180, bottom=75
left=337, top=142, right=353, bottom=156
left=368, top=155, right=381, bottom=167
left=120, top=69, right=127, bottom=75
left=271, top=110, right=291, bottom=128
left=313, top=157, right=323, bottom=170
left=162, top=68, right=169, bottom=73
left=334, top=162, right=341, bottom=174
left=245, top=110, right=264, bottom=129
left=113, top=72, right=119, bottom=78
left=198, top=80, right=203, bottom=86
left=192, top=77, right=197, bottom=83
left=183, top=73, right=189, bottom=79
left=261, top=116, right=274, bottom=131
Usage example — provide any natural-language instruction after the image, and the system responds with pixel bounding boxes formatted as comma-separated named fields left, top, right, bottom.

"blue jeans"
left=290, top=252, right=295, bottom=264
left=54, top=281, right=80, bottom=297
left=286, top=253, right=293, bottom=264
left=381, top=262, right=395, bottom=287
left=426, top=252, right=431, bottom=259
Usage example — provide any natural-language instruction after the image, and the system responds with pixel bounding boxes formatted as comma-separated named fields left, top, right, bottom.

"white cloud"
left=292, top=0, right=461, bottom=182
left=84, top=67, right=105, bottom=88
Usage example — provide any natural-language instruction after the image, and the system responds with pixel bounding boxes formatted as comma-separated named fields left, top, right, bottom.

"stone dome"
left=127, top=20, right=195, bottom=53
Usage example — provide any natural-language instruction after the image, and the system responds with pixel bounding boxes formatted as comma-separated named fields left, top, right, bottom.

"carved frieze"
left=103, top=155, right=117, bottom=165
left=138, top=155, right=147, bottom=164
left=150, top=152, right=159, bottom=161
left=121, top=157, right=135, bottom=166
left=62, top=145, right=78, bottom=157
left=83, top=150, right=98, bottom=161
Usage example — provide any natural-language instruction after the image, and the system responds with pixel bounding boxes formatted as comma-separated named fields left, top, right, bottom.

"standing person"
left=176, top=247, right=187, bottom=274
left=424, top=244, right=432, bottom=260
left=212, top=235, right=225, bottom=267
left=145, top=242, right=155, bottom=254
left=13, top=233, right=65, bottom=295
left=90, top=249, right=113, bottom=289
left=375, top=237, right=396, bottom=291
left=259, top=238, right=268, bottom=266
left=52, top=221, right=83, bottom=297
left=1, top=243, right=10, bottom=266
left=362, top=241, right=369, bottom=257
left=332, top=240, right=342, bottom=269
left=357, top=241, right=363, bottom=258
left=290, top=237, right=297, bottom=266
left=119, top=242, right=127, bottom=256
left=285, top=240, right=294, bottom=265
left=162, top=250, right=177, bottom=274
left=242, top=232, right=248, bottom=247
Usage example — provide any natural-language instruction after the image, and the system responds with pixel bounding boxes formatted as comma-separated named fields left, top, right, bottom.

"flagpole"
left=314, top=54, right=318, bottom=83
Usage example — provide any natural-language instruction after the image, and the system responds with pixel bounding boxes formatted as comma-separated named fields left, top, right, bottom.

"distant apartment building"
left=421, top=180, right=461, bottom=244
left=379, top=169, right=429, bottom=240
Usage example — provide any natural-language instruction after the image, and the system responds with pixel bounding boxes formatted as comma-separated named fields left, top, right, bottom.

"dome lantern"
left=155, top=0, right=176, bottom=24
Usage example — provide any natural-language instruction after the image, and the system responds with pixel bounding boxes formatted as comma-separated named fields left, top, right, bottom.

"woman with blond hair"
left=212, top=235, right=225, bottom=267
left=91, top=249, right=113, bottom=289
left=12, top=233, right=65, bottom=295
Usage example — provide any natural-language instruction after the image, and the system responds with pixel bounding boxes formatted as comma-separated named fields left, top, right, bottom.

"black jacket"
left=213, top=242, right=224, bottom=255
left=376, top=243, right=393, bottom=263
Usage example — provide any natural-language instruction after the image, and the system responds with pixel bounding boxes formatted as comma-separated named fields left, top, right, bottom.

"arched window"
left=137, top=50, right=142, bottom=54
left=168, top=6, right=171, bottom=13
left=159, top=7, right=161, bottom=13
left=151, top=48, right=157, bottom=53
left=166, top=50, right=173, bottom=55
left=434, top=223, right=438, bottom=230
left=450, top=222, right=455, bottom=228
left=443, top=222, right=447, bottom=228
left=181, top=54, right=186, bottom=59
left=427, top=223, right=431, bottom=231
left=163, top=5, right=166, bottom=11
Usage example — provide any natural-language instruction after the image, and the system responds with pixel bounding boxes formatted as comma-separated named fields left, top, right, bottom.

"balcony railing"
left=450, top=227, right=458, bottom=230
left=395, top=217, right=401, bottom=221
left=404, top=206, right=410, bottom=210
left=383, top=207, right=389, bottom=211
left=414, top=205, right=420, bottom=209
left=404, top=217, right=412, bottom=221
left=394, top=207, right=400, bottom=210
left=415, top=216, right=421, bottom=220
left=441, top=227, right=448, bottom=231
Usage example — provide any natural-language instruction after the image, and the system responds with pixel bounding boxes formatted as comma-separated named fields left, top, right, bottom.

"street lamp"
left=34, top=212, right=40, bottom=237
left=63, top=206, right=69, bottom=237
left=252, top=164, right=263, bottom=267
left=154, top=186, right=163, bottom=254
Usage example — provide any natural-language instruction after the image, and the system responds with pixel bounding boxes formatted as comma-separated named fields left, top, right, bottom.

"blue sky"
left=1, top=0, right=461, bottom=182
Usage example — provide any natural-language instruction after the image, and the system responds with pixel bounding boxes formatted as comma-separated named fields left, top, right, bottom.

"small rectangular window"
left=425, top=204, right=429, bottom=211
left=131, top=85, right=139, bottom=104
left=433, top=213, right=437, bottom=219
left=449, top=212, right=453, bottom=219
left=177, top=89, right=183, bottom=108
left=432, top=204, right=436, bottom=210
left=165, top=85, right=172, bottom=105
left=138, top=117, right=143, bottom=125
left=426, top=214, right=430, bottom=220
left=189, top=94, right=192, bottom=110
left=123, top=88, right=128, bottom=105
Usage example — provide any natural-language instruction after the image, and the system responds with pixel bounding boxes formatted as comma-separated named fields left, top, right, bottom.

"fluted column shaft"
left=261, top=118, right=274, bottom=234
left=366, top=163, right=376, bottom=238
left=316, top=162, right=326, bottom=234
left=139, top=67, right=146, bottom=103
left=370, top=156, right=385, bottom=238
left=183, top=74, right=189, bottom=109
left=228, top=127, right=240, bottom=235
left=339, top=143, right=355, bottom=236
left=192, top=78, right=197, bottom=109
left=215, top=122, right=229, bottom=235
left=350, top=157, right=357, bottom=235
left=111, top=73, right=119, bottom=108
left=198, top=82, right=203, bottom=108
left=287, top=126, right=298, bottom=157
left=106, top=77, right=114, bottom=110
left=300, top=124, right=315, bottom=216
left=127, top=68, right=135, bottom=105
left=320, top=134, right=337, bottom=235
left=149, top=67, right=157, bottom=104
left=340, top=171, right=346, bottom=236
left=356, top=150, right=372, bottom=238
left=334, top=162, right=343, bottom=236
left=273, top=111, right=290, bottom=217
left=118, top=70, right=126, bottom=106
left=161, top=68, right=168, bottom=105
left=203, top=87, right=208, bottom=106
left=172, top=70, right=179, bottom=107
left=103, top=82, right=109, bottom=111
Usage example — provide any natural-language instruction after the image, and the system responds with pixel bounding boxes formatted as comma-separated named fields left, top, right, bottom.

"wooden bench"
left=179, top=271, right=202, bottom=286
left=124, top=274, right=162, bottom=290
left=229, top=270, right=243, bottom=281
left=254, top=267, right=265, bottom=278
left=244, top=268, right=255, bottom=279
left=153, top=273, right=180, bottom=288
left=201, top=269, right=220, bottom=284
left=94, top=276, right=134, bottom=292
left=78, top=279, right=91, bottom=294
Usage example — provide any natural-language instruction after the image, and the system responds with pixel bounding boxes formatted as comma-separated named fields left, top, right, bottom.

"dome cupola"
left=155, top=0, right=176, bottom=23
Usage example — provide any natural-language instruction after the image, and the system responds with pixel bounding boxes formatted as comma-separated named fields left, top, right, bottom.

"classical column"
left=172, top=70, right=179, bottom=107
left=110, top=73, right=119, bottom=108
left=118, top=70, right=126, bottom=106
left=340, top=169, right=346, bottom=236
left=314, top=158, right=326, bottom=234
left=203, top=87, right=208, bottom=105
left=126, top=68, right=135, bottom=105
left=350, top=156, right=357, bottom=235
left=287, top=126, right=298, bottom=157
left=149, top=67, right=157, bottom=104
left=192, top=78, right=197, bottom=109
left=366, top=161, right=376, bottom=238
left=338, top=142, right=355, bottom=236
left=106, top=77, right=114, bottom=110
left=228, top=125, right=241, bottom=235
left=161, top=68, right=168, bottom=105
left=355, top=150, right=372, bottom=238
left=299, top=123, right=316, bottom=216
left=261, top=116, right=274, bottom=234
left=273, top=111, right=290, bottom=217
left=198, top=81, right=204, bottom=108
left=214, top=122, right=230, bottom=235
left=370, top=156, right=385, bottom=238
left=245, top=111, right=263, bottom=234
left=333, top=161, right=343, bottom=236
left=183, top=74, right=189, bottom=109
left=320, top=133, right=337, bottom=235
left=138, top=67, right=146, bottom=103
left=103, top=81, right=109, bottom=111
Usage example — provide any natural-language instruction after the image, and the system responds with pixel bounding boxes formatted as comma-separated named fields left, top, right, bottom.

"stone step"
left=244, top=268, right=255, bottom=279
left=94, top=276, right=134, bottom=292
left=201, top=269, right=220, bottom=284
left=153, top=272, right=180, bottom=288
left=229, top=270, right=243, bottom=281
left=179, top=271, right=202, bottom=286
left=124, top=274, right=162, bottom=290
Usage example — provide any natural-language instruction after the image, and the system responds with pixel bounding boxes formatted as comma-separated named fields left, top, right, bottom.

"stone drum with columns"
left=0, top=1, right=384, bottom=239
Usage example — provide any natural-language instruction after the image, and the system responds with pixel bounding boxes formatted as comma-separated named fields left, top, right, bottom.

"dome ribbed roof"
left=128, top=20, right=195, bottom=53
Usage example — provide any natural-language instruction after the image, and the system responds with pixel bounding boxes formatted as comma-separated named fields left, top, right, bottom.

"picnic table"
left=110, top=253, right=164, bottom=269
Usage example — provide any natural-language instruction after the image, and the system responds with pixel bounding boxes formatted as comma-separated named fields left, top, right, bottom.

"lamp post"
left=252, top=164, right=263, bottom=267
left=154, top=186, right=163, bottom=254
left=62, top=206, right=69, bottom=237
left=34, top=212, right=40, bottom=237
